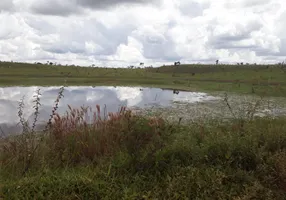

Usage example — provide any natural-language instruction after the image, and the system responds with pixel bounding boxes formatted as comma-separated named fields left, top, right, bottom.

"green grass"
left=1, top=116, right=286, bottom=199
left=1, top=89, right=286, bottom=199
left=1, top=61, right=286, bottom=97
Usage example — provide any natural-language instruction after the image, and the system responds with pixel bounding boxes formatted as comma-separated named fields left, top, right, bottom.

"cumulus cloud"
left=30, top=0, right=83, bottom=16
left=29, top=0, right=159, bottom=16
left=77, top=0, right=159, bottom=9
left=207, top=20, right=263, bottom=49
left=0, top=0, right=286, bottom=66
left=178, top=0, right=210, bottom=17
left=241, top=0, right=270, bottom=7
left=0, top=0, right=15, bottom=12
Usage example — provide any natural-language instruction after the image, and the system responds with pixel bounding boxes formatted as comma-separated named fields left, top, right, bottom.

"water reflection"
left=0, top=86, right=219, bottom=135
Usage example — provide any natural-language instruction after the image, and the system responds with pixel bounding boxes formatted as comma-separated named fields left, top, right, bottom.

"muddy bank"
left=132, top=92, right=286, bottom=124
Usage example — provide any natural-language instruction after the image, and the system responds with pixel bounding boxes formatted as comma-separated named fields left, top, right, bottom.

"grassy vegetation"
left=1, top=61, right=286, bottom=96
left=0, top=88, right=286, bottom=199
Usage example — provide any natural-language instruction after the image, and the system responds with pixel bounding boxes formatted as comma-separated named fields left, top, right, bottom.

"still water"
left=0, top=86, right=219, bottom=135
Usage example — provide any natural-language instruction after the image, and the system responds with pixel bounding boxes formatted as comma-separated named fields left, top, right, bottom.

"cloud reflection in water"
left=0, top=86, right=219, bottom=135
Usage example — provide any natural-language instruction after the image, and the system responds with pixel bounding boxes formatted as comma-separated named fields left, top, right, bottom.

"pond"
left=0, top=86, right=220, bottom=136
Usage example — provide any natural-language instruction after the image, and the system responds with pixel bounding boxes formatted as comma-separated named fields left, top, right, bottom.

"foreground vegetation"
left=0, top=88, right=286, bottom=199
left=0, top=61, right=286, bottom=97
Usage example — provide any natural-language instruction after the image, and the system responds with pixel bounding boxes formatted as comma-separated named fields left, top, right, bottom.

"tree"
left=174, top=61, right=180, bottom=66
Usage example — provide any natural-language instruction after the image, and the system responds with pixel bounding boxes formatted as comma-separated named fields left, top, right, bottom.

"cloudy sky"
left=0, top=0, right=285, bottom=67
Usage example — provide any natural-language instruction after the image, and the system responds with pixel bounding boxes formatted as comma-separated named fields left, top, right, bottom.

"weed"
left=1, top=86, right=286, bottom=199
left=44, top=86, right=65, bottom=133
left=31, top=89, right=41, bottom=134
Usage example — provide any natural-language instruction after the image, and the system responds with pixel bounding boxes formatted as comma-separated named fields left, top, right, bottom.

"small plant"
left=31, top=89, right=41, bottom=134
left=17, top=95, right=29, bottom=134
left=44, top=86, right=65, bottom=133
left=222, top=92, right=265, bottom=136
left=0, top=86, right=65, bottom=175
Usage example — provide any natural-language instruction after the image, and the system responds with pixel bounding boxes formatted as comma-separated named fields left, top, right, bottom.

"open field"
left=1, top=62, right=286, bottom=199
left=1, top=61, right=286, bottom=97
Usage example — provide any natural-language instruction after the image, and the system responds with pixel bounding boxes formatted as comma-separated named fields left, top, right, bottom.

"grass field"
left=0, top=62, right=286, bottom=199
left=0, top=61, right=286, bottom=96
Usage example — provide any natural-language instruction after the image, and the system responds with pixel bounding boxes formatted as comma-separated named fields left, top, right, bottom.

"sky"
left=0, top=0, right=285, bottom=67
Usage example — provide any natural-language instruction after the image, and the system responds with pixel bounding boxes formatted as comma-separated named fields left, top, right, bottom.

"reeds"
left=46, top=103, right=168, bottom=166
left=0, top=87, right=169, bottom=174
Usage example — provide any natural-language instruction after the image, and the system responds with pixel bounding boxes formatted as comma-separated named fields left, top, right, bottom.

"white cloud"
left=30, top=0, right=83, bottom=16
left=114, top=36, right=144, bottom=63
left=0, top=0, right=15, bottom=12
left=0, top=0, right=286, bottom=66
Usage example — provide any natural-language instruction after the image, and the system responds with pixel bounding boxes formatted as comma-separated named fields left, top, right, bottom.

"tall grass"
left=0, top=87, right=171, bottom=176
left=0, top=87, right=286, bottom=199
